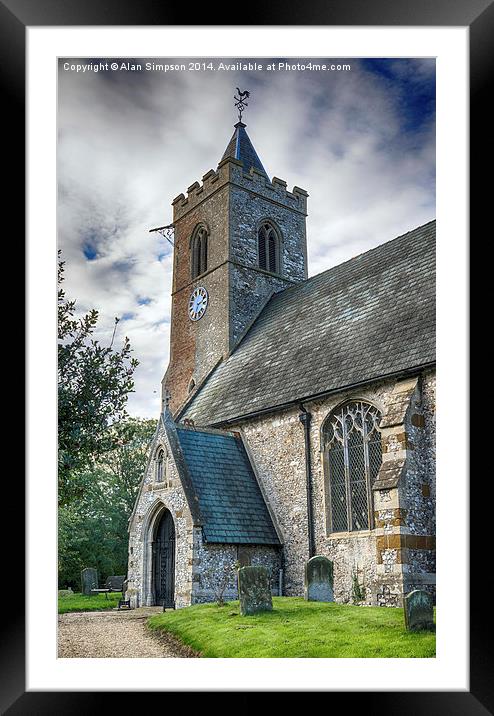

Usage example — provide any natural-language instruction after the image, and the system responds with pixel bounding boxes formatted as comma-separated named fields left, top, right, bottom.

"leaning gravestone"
left=238, top=566, right=272, bottom=616
left=81, top=567, right=98, bottom=596
left=403, top=589, right=435, bottom=631
left=304, top=555, right=334, bottom=602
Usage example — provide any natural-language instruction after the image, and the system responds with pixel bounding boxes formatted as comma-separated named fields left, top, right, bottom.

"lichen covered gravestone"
left=304, top=555, right=334, bottom=602
left=238, top=566, right=272, bottom=615
left=403, top=589, right=435, bottom=631
left=81, top=567, right=98, bottom=596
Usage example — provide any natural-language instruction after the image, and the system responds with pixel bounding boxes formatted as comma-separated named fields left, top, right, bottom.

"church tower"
left=162, top=109, right=309, bottom=414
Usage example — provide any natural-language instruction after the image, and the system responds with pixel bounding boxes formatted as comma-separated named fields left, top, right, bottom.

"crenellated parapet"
left=172, top=156, right=308, bottom=221
left=172, top=165, right=224, bottom=220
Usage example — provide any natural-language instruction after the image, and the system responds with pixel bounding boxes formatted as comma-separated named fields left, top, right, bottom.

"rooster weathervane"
left=234, top=88, right=250, bottom=123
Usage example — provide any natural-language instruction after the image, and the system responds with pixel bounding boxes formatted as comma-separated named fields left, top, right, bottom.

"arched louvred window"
left=200, top=233, right=207, bottom=276
left=258, top=222, right=280, bottom=274
left=258, top=230, right=267, bottom=270
left=322, top=401, right=382, bottom=533
left=190, top=225, right=208, bottom=279
left=156, top=448, right=165, bottom=483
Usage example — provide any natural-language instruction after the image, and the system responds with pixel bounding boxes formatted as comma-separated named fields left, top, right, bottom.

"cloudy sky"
left=58, top=57, right=435, bottom=419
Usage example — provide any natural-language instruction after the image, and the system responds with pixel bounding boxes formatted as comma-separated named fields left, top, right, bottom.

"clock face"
left=188, top=286, right=208, bottom=321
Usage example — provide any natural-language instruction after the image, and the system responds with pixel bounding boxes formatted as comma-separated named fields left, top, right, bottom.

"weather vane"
left=234, top=88, right=250, bottom=123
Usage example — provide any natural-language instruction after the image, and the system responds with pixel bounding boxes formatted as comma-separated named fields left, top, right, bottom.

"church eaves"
left=221, top=122, right=269, bottom=179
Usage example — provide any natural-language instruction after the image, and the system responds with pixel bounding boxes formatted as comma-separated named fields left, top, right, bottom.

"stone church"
left=127, top=114, right=436, bottom=610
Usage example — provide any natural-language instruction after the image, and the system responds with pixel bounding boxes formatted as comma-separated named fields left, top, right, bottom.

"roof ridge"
left=278, top=218, right=437, bottom=298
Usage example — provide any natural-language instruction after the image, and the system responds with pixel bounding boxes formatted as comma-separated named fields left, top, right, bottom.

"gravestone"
left=237, top=546, right=251, bottom=567
left=81, top=567, right=98, bottom=595
left=403, top=589, right=435, bottom=631
left=304, top=555, right=334, bottom=602
left=58, top=588, right=73, bottom=598
left=238, top=566, right=272, bottom=616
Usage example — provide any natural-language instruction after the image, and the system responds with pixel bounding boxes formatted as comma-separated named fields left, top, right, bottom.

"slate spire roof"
left=181, top=220, right=436, bottom=426
left=221, top=122, right=269, bottom=179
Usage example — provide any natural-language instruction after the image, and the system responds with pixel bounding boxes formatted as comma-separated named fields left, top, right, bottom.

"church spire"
left=221, top=89, right=269, bottom=179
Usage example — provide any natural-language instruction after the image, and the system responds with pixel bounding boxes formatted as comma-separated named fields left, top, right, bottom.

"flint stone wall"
left=191, top=538, right=281, bottom=604
left=227, top=371, right=436, bottom=606
left=130, top=372, right=435, bottom=609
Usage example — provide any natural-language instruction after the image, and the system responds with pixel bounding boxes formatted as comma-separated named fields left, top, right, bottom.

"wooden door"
left=153, top=510, right=176, bottom=608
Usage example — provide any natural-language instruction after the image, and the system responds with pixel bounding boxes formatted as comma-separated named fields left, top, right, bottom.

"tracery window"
left=156, top=448, right=165, bottom=483
left=190, top=225, right=208, bottom=278
left=322, top=401, right=382, bottom=533
left=258, top=222, right=280, bottom=274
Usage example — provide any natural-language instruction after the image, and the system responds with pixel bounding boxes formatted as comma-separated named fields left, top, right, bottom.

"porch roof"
left=175, top=425, right=280, bottom=546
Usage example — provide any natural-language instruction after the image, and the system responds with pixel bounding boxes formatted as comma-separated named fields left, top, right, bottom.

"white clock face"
left=188, top=286, right=208, bottom=321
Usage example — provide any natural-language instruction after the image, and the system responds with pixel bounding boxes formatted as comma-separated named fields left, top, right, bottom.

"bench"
left=90, top=575, right=130, bottom=608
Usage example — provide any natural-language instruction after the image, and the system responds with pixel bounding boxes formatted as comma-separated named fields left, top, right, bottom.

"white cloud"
left=58, top=58, right=435, bottom=418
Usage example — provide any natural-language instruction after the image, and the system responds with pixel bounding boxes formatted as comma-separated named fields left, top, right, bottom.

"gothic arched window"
left=258, top=222, right=280, bottom=274
left=156, top=448, right=165, bottom=483
left=322, top=401, right=382, bottom=533
left=190, top=225, right=208, bottom=279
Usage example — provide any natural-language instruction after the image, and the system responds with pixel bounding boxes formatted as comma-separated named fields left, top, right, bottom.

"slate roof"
left=183, top=220, right=436, bottom=426
left=175, top=425, right=280, bottom=545
left=221, top=122, right=269, bottom=179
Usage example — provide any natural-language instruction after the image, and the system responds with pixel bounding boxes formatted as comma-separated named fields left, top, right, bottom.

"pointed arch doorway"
left=152, top=508, right=176, bottom=608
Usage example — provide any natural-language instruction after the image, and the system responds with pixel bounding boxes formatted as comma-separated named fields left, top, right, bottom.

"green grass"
left=58, top=591, right=123, bottom=614
left=147, top=597, right=436, bottom=658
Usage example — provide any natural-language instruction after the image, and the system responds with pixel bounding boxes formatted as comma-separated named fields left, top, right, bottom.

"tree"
left=58, top=418, right=156, bottom=588
left=87, top=418, right=156, bottom=516
left=58, top=251, right=139, bottom=506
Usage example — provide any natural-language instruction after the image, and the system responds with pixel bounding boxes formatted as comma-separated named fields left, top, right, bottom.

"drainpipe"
left=278, top=546, right=285, bottom=596
left=299, top=404, right=315, bottom=558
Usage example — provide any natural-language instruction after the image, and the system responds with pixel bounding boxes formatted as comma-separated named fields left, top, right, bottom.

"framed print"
left=3, top=0, right=485, bottom=710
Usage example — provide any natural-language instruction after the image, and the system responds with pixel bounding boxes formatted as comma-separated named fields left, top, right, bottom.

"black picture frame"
left=6, top=0, right=482, bottom=711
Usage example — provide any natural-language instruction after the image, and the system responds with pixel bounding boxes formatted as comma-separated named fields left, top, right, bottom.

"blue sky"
left=58, top=57, right=435, bottom=418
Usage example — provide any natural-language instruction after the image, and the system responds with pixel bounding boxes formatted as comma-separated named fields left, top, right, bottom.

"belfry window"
left=322, top=401, right=382, bottom=533
left=191, top=225, right=208, bottom=278
left=258, top=222, right=280, bottom=274
left=156, top=448, right=165, bottom=483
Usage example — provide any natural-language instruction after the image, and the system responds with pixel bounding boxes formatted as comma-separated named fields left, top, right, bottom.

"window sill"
left=151, top=482, right=170, bottom=490
left=326, top=529, right=376, bottom=540
left=192, top=270, right=208, bottom=281
left=256, top=266, right=283, bottom=279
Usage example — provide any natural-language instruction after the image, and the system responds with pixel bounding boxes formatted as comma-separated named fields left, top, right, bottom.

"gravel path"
left=58, top=607, right=197, bottom=658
